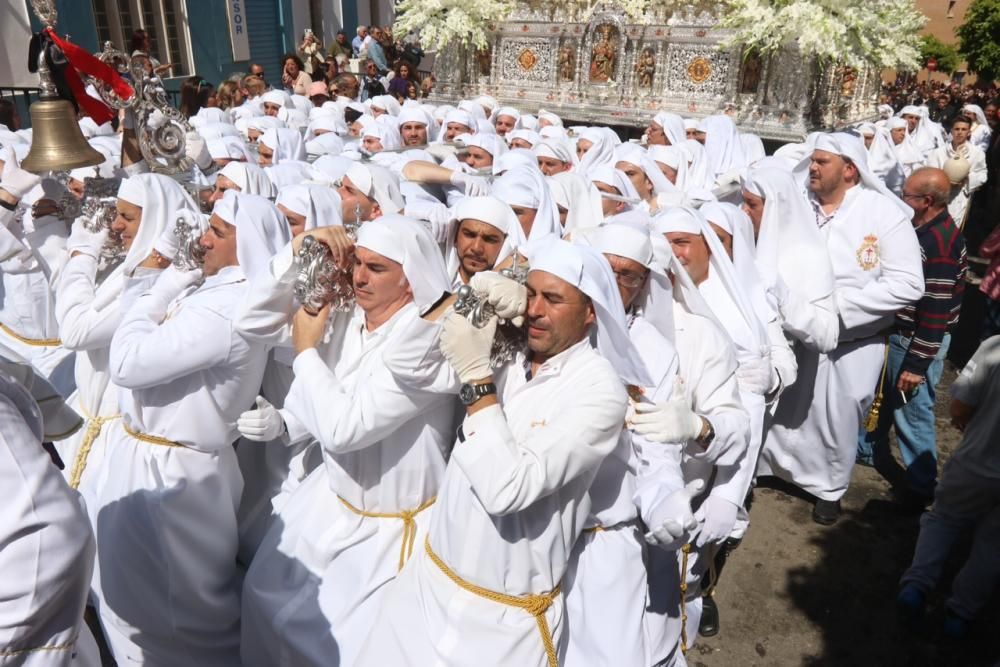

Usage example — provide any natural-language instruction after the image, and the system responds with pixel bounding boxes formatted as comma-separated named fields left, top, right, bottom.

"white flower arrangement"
left=396, top=0, right=925, bottom=72
left=392, top=0, right=516, bottom=51
left=718, top=0, right=926, bottom=70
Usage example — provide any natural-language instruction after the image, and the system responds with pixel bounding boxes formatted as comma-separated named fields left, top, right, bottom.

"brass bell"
left=20, top=29, right=104, bottom=174
left=20, top=98, right=104, bottom=173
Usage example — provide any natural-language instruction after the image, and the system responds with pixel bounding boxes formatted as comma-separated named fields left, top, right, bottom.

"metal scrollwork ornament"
left=292, top=204, right=362, bottom=315
left=57, top=176, right=125, bottom=267
left=85, top=41, right=193, bottom=174
left=172, top=212, right=206, bottom=271
left=453, top=250, right=529, bottom=369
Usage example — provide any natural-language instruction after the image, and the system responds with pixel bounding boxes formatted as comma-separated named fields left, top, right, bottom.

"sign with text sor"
left=226, top=0, right=250, bottom=62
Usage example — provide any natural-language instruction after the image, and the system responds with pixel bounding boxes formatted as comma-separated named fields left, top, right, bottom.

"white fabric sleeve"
left=54, top=253, right=120, bottom=351
left=778, top=291, right=839, bottom=353
left=282, top=347, right=445, bottom=456
left=450, top=380, right=627, bottom=516
left=109, top=294, right=234, bottom=390
left=234, top=242, right=297, bottom=347
left=767, top=316, right=798, bottom=399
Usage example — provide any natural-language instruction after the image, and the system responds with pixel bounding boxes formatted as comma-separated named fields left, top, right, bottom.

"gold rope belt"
left=0, top=322, right=61, bottom=346
left=424, top=536, right=561, bottom=667
left=679, top=543, right=692, bottom=655
left=67, top=411, right=120, bottom=490
left=864, top=336, right=891, bottom=432
left=122, top=422, right=183, bottom=448
left=338, top=495, right=436, bottom=572
left=582, top=519, right=639, bottom=534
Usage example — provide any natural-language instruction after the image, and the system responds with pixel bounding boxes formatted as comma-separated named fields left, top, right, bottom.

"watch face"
left=459, top=384, right=475, bottom=404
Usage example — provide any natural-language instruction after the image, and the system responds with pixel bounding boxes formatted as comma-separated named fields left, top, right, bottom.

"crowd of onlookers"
left=171, top=25, right=432, bottom=126
left=882, top=78, right=1000, bottom=130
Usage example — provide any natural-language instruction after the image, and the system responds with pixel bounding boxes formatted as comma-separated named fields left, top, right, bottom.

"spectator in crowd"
left=215, top=79, right=243, bottom=111
left=367, top=27, right=390, bottom=75
left=858, top=167, right=967, bottom=508
left=388, top=61, right=418, bottom=102
left=330, top=72, right=360, bottom=102
left=897, top=334, right=1000, bottom=640
left=398, top=36, right=424, bottom=72
left=329, top=30, right=351, bottom=60
left=281, top=53, right=312, bottom=96
left=360, top=59, right=386, bottom=102
left=352, top=26, right=368, bottom=58
left=298, top=29, right=326, bottom=80
left=179, top=75, right=214, bottom=118
left=249, top=62, right=267, bottom=88
left=130, top=28, right=174, bottom=76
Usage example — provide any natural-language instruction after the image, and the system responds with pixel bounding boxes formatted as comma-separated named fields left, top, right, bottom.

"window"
left=90, top=0, right=192, bottom=77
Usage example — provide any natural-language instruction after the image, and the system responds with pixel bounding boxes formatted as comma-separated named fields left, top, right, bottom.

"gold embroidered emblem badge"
left=856, top=234, right=880, bottom=271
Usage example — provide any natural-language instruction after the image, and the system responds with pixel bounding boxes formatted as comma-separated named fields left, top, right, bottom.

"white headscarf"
left=652, top=112, right=686, bottom=147
left=492, top=149, right=539, bottom=176
left=436, top=109, right=475, bottom=142
left=305, top=133, right=346, bottom=157
left=276, top=184, right=343, bottom=231
left=213, top=191, right=291, bottom=281
left=447, top=195, right=524, bottom=279
left=527, top=236, right=652, bottom=387
left=206, top=135, right=254, bottom=162
left=355, top=215, right=451, bottom=309
left=112, top=174, right=199, bottom=290
left=899, top=105, right=944, bottom=155
left=700, top=201, right=773, bottom=338
left=489, top=165, right=561, bottom=241
left=370, top=95, right=401, bottom=117
left=344, top=162, right=404, bottom=214
left=576, top=127, right=617, bottom=174
left=506, top=129, right=540, bottom=149
left=697, top=115, right=750, bottom=180
left=548, top=171, right=604, bottom=234
left=857, top=123, right=905, bottom=194
left=261, top=89, right=294, bottom=110
left=457, top=133, right=508, bottom=160
left=589, top=164, right=642, bottom=207
left=396, top=106, right=434, bottom=135
left=683, top=139, right=714, bottom=190
left=587, top=219, right=676, bottom=344
left=260, top=128, right=307, bottom=164
left=647, top=144, right=690, bottom=192
left=362, top=117, right=403, bottom=151
left=614, top=142, right=674, bottom=196
left=809, top=132, right=912, bottom=217
left=533, top=136, right=576, bottom=167
left=220, top=161, right=276, bottom=198
left=495, top=107, right=522, bottom=131
left=537, top=110, right=563, bottom=128
left=306, top=116, right=348, bottom=141
left=741, top=165, right=836, bottom=305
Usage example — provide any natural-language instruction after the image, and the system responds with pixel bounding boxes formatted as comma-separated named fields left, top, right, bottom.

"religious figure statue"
left=634, top=47, right=655, bottom=88
left=589, top=25, right=616, bottom=83
left=839, top=66, right=858, bottom=98
left=476, top=46, right=492, bottom=78
left=558, top=45, right=576, bottom=82
left=740, top=51, right=763, bottom=94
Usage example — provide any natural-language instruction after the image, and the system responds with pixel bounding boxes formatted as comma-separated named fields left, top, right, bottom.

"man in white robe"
left=444, top=195, right=524, bottom=290
left=355, top=238, right=648, bottom=667
left=93, top=193, right=274, bottom=665
left=239, top=216, right=456, bottom=667
left=0, top=362, right=99, bottom=666
left=926, top=116, right=988, bottom=226
left=759, top=133, right=924, bottom=524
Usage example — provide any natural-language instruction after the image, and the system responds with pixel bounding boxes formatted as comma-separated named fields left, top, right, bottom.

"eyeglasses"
left=901, top=191, right=929, bottom=201
left=613, top=269, right=647, bottom=288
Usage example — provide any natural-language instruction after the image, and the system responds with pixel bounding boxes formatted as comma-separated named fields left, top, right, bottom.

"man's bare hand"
left=896, top=370, right=924, bottom=394
left=292, top=303, right=331, bottom=354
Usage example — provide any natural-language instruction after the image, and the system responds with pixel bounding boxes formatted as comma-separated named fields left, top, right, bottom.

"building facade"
left=2, top=0, right=395, bottom=94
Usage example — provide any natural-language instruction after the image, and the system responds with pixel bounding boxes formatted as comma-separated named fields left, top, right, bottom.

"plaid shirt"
left=895, top=209, right=967, bottom=375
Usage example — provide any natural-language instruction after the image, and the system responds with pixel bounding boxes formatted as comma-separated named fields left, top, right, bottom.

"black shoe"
left=699, top=596, right=720, bottom=637
left=812, top=499, right=841, bottom=525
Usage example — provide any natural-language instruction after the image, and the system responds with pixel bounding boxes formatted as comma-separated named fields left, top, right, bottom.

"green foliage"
left=957, top=0, right=1000, bottom=81
left=918, top=35, right=961, bottom=73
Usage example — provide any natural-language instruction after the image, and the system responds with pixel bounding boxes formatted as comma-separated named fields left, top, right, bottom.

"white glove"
left=449, top=171, right=491, bottom=197
left=644, top=479, right=704, bottom=550
left=150, top=264, right=203, bottom=302
left=628, top=379, right=704, bottom=443
left=426, top=205, right=456, bottom=244
left=439, top=310, right=497, bottom=383
left=469, top=271, right=527, bottom=326
left=0, top=146, right=41, bottom=200
left=237, top=396, right=285, bottom=442
left=66, top=223, right=109, bottom=258
left=154, top=221, right=182, bottom=260
left=694, top=495, right=740, bottom=547
left=184, top=131, right=213, bottom=171
left=736, top=351, right=774, bottom=396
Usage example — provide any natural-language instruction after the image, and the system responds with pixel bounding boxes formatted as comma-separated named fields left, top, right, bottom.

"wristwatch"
left=459, top=382, right=497, bottom=406
left=694, top=418, right=715, bottom=447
